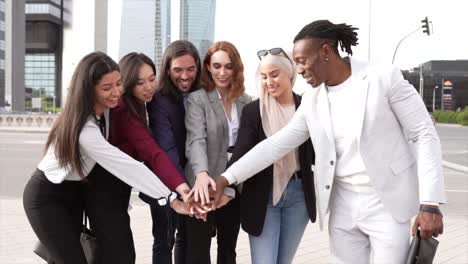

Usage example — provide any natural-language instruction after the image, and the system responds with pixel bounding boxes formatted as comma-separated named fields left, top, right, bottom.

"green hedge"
left=433, top=107, right=468, bottom=126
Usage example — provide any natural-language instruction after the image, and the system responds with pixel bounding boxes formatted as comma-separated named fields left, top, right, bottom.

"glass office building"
left=24, top=53, right=55, bottom=110
left=119, top=0, right=171, bottom=70
left=180, top=0, right=215, bottom=57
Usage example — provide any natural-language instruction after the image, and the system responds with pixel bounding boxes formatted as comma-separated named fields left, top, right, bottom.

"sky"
left=212, top=0, right=468, bottom=95
left=64, top=0, right=468, bottom=98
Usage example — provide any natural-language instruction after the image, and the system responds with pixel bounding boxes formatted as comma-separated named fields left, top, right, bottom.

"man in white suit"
left=210, top=20, right=445, bottom=263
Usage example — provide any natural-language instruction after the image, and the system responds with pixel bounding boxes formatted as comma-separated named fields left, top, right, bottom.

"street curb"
left=436, top=123, right=465, bottom=128
left=443, top=160, right=468, bottom=174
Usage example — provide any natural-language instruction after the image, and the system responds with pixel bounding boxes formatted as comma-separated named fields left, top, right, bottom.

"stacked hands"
left=171, top=174, right=445, bottom=238
left=169, top=172, right=231, bottom=221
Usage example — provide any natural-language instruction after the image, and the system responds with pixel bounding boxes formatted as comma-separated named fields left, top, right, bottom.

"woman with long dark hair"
left=83, top=52, right=207, bottom=263
left=23, top=52, right=190, bottom=264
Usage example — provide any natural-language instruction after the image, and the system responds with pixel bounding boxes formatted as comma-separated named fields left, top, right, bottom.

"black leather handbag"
left=405, top=229, right=439, bottom=264
left=33, top=213, right=98, bottom=264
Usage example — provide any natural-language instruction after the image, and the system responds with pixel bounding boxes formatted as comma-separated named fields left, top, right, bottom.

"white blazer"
left=224, top=58, right=446, bottom=229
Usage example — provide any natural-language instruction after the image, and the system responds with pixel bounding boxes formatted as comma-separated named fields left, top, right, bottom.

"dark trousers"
left=23, top=169, right=86, bottom=264
left=84, top=164, right=135, bottom=264
left=185, top=194, right=241, bottom=264
left=149, top=203, right=186, bottom=264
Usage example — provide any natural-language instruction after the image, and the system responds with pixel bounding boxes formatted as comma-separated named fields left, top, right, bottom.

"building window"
left=24, top=53, right=56, bottom=111
left=50, top=0, right=61, bottom=6
left=0, top=59, right=4, bottom=70
left=0, top=1, right=4, bottom=13
left=0, top=21, right=4, bottom=32
left=25, top=3, right=60, bottom=18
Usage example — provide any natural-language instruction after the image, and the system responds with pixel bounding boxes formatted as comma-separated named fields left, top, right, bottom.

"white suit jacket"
left=224, top=58, right=446, bottom=230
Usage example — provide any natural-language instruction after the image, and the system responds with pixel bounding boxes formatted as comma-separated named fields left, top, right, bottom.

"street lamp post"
left=392, top=27, right=421, bottom=64
left=433, top=85, right=438, bottom=112
left=392, top=17, right=432, bottom=64
left=441, top=78, right=445, bottom=111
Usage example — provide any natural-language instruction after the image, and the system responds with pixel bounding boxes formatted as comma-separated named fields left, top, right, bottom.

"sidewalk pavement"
left=1, top=194, right=467, bottom=264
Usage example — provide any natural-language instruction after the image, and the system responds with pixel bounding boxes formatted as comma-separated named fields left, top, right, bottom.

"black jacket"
left=229, top=93, right=316, bottom=236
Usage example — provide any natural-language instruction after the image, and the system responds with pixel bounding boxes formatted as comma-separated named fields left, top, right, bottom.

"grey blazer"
left=185, top=88, right=251, bottom=185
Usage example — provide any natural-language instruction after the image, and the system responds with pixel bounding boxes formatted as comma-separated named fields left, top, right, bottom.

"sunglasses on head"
left=257, top=47, right=291, bottom=62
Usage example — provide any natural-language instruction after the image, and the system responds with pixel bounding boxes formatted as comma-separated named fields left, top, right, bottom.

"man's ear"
left=321, top=43, right=333, bottom=60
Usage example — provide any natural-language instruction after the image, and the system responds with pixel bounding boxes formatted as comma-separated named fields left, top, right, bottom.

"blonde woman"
left=229, top=48, right=316, bottom=264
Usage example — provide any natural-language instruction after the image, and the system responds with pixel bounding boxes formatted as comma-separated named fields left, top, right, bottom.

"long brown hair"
left=119, top=52, right=156, bottom=127
left=45, top=51, right=119, bottom=177
left=201, top=41, right=245, bottom=101
left=159, top=40, right=201, bottom=103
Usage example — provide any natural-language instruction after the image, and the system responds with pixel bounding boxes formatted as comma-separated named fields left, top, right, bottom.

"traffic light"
left=421, top=17, right=430, bottom=36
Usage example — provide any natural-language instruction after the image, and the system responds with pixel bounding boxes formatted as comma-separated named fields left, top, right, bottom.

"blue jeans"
left=249, top=177, right=309, bottom=264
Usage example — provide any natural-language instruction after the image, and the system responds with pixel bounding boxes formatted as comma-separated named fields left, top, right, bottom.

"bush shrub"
left=434, top=107, right=468, bottom=126
left=456, top=108, right=468, bottom=126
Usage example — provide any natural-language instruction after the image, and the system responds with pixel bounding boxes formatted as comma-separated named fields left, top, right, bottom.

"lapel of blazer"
left=350, top=58, right=370, bottom=146
left=315, top=86, right=335, bottom=148
left=235, top=93, right=250, bottom=119
left=207, top=89, right=228, bottom=140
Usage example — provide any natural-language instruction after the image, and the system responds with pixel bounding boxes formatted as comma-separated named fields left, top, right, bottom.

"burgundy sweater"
left=110, top=99, right=185, bottom=191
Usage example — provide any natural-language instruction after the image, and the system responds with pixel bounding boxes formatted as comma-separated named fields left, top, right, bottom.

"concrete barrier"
left=0, top=114, right=58, bottom=132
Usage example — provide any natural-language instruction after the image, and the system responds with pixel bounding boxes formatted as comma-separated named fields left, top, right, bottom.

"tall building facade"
left=24, top=0, right=71, bottom=111
left=119, top=0, right=170, bottom=71
left=180, top=0, right=215, bottom=57
left=0, top=0, right=5, bottom=108
left=2, top=0, right=70, bottom=111
left=154, top=0, right=170, bottom=69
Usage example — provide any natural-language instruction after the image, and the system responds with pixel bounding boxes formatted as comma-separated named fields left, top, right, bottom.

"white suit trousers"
left=328, top=182, right=411, bottom=264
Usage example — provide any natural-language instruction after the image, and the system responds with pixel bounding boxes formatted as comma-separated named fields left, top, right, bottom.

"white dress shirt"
left=217, top=89, right=239, bottom=147
left=38, top=109, right=175, bottom=202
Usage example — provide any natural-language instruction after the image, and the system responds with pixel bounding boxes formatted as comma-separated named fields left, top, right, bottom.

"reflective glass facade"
left=180, top=0, right=215, bottom=57
left=24, top=53, right=55, bottom=110
left=119, top=0, right=170, bottom=69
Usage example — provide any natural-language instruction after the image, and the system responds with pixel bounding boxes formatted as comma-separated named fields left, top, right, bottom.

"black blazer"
left=146, top=90, right=187, bottom=176
left=229, top=93, right=316, bottom=236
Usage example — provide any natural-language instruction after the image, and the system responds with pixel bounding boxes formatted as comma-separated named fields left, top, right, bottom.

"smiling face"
left=94, top=70, right=122, bottom=115
left=207, top=50, right=233, bottom=89
left=169, top=54, right=197, bottom=93
left=132, top=63, right=157, bottom=103
left=260, top=63, right=292, bottom=101
left=293, top=38, right=328, bottom=88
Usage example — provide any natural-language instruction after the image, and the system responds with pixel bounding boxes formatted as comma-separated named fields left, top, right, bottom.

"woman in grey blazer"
left=185, top=41, right=251, bottom=264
